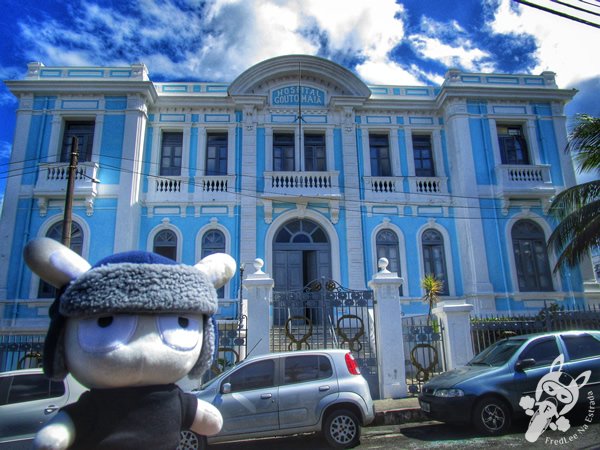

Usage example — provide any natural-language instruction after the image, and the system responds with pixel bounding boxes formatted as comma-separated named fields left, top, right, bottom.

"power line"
left=513, top=0, right=600, bottom=28
left=1, top=157, right=578, bottom=223
left=1, top=152, right=582, bottom=211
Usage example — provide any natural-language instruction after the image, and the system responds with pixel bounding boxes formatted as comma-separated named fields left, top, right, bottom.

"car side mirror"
left=221, top=382, right=232, bottom=394
left=515, top=358, right=536, bottom=371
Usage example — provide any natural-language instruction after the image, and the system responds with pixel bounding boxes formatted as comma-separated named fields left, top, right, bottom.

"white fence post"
left=368, top=258, right=406, bottom=399
left=243, top=258, right=273, bottom=357
left=433, top=300, right=474, bottom=369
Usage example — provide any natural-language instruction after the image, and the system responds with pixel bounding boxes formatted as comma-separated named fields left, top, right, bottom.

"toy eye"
left=157, top=315, right=201, bottom=351
left=78, top=315, right=138, bottom=353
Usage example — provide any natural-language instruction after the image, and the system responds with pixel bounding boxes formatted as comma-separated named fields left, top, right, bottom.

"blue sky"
left=1, top=0, right=599, bottom=213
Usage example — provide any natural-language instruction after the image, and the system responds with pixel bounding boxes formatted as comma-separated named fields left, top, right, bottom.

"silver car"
left=0, top=368, right=87, bottom=448
left=179, top=349, right=375, bottom=449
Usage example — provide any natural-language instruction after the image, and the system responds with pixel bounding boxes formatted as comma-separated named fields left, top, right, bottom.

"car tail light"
left=345, top=352, right=361, bottom=375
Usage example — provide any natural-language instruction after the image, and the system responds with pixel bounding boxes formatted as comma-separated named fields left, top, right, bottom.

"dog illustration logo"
left=519, top=355, right=591, bottom=443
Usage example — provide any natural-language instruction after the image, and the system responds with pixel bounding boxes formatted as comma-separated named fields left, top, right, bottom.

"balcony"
left=495, top=164, right=556, bottom=213
left=34, top=162, right=99, bottom=197
left=495, top=164, right=554, bottom=196
left=363, top=176, right=448, bottom=203
left=143, top=174, right=236, bottom=207
left=263, top=171, right=340, bottom=199
left=33, top=162, right=99, bottom=216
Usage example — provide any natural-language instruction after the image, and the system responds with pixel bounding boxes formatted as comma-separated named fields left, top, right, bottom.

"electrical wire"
left=0, top=155, right=579, bottom=222
left=513, top=0, right=600, bottom=28
left=1, top=151, right=587, bottom=214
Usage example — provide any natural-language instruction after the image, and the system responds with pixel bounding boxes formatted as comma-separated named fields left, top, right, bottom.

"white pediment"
left=228, top=55, right=371, bottom=103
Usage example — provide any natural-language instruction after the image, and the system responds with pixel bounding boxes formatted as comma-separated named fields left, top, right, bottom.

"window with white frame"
left=304, top=133, right=326, bottom=171
left=61, top=121, right=95, bottom=162
left=511, top=219, right=553, bottom=292
left=273, top=132, right=295, bottom=171
left=412, top=134, right=435, bottom=177
left=160, top=132, right=183, bottom=176
left=369, top=134, right=391, bottom=176
left=202, top=230, right=226, bottom=298
left=153, top=229, right=177, bottom=261
left=38, top=222, right=84, bottom=298
left=376, top=229, right=403, bottom=295
left=206, top=132, right=228, bottom=176
left=421, top=229, right=449, bottom=296
left=497, top=124, right=530, bottom=165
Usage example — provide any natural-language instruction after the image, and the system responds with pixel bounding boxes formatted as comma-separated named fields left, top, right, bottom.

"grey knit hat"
left=25, top=245, right=234, bottom=381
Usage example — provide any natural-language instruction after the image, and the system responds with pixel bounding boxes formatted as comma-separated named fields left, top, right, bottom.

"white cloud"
left=13, top=0, right=421, bottom=85
left=409, top=35, right=492, bottom=72
left=489, top=0, right=600, bottom=88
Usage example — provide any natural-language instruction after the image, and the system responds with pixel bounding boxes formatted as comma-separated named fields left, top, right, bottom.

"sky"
left=1, top=0, right=599, bottom=214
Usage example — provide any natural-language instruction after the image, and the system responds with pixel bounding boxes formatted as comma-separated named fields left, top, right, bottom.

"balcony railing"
left=144, top=174, right=236, bottom=204
left=410, top=176, right=447, bottom=194
left=365, top=176, right=400, bottom=193
left=34, top=162, right=99, bottom=196
left=264, top=171, right=340, bottom=197
left=495, top=164, right=553, bottom=194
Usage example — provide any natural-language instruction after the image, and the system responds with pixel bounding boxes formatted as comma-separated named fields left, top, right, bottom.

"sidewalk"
left=370, top=396, right=427, bottom=426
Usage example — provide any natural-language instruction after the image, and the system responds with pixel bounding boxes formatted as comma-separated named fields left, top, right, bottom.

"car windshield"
left=468, top=338, right=527, bottom=367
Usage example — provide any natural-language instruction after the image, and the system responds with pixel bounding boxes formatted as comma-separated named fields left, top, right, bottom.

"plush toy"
left=23, top=237, right=236, bottom=450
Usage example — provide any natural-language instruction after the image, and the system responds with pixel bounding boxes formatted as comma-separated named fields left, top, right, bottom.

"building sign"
left=271, top=85, right=325, bottom=107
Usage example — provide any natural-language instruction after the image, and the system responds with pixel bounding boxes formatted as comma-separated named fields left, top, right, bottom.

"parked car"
left=178, top=349, right=375, bottom=449
left=0, top=368, right=87, bottom=446
left=418, top=330, right=600, bottom=435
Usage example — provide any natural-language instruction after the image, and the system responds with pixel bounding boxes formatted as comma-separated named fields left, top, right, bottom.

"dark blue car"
left=418, top=330, right=600, bottom=435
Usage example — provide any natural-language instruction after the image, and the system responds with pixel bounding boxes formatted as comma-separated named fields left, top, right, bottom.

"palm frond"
left=548, top=181, right=600, bottom=220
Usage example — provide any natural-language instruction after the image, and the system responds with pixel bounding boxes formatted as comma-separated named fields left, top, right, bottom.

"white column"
left=368, top=258, right=406, bottom=399
left=0, top=95, right=34, bottom=299
left=244, top=259, right=274, bottom=357
left=112, top=95, right=147, bottom=252
left=432, top=300, right=474, bottom=369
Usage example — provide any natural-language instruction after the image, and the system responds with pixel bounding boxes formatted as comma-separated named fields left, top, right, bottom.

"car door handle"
left=44, top=405, right=59, bottom=415
left=319, top=385, right=330, bottom=392
left=261, top=393, right=272, bottom=399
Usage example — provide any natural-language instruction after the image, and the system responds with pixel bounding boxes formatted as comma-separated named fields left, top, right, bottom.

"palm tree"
left=421, top=274, right=443, bottom=325
left=548, top=114, right=600, bottom=272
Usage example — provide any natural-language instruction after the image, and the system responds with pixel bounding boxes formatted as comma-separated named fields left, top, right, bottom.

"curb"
left=370, top=407, right=428, bottom=427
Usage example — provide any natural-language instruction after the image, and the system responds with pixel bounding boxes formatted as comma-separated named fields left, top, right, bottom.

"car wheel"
left=323, top=409, right=361, bottom=448
left=473, top=397, right=512, bottom=435
left=177, top=431, right=207, bottom=450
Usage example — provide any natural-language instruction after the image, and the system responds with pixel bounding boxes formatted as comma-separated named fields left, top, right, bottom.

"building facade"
left=1, top=55, right=598, bottom=353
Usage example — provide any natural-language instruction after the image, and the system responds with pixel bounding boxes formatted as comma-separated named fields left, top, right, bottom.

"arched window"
left=512, top=220, right=553, bottom=292
left=38, top=222, right=84, bottom=298
left=421, top=229, right=449, bottom=296
left=376, top=229, right=403, bottom=295
left=275, top=219, right=328, bottom=244
left=202, top=230, right=226, bottom=298
left=153, top=229, right=177, bottom=261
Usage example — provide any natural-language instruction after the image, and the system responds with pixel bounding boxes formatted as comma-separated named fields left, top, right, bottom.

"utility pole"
left=62, top=136, right=78, bottom=247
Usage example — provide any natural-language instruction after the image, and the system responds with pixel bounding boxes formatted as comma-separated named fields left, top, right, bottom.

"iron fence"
left=0, top=334, right=46, bottom=372
left=204, top=317, right=248, bottom=382
left=470, top=303, right=600, bottom=355
left=272, top=279, right=379, bottom=398
left=402, top=315, right=447, bottom=396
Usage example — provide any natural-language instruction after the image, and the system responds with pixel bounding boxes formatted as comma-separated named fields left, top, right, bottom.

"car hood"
left=424, top=365, right=501, bottom=389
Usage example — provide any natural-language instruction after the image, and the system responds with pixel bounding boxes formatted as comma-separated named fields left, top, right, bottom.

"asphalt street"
left=210, top=420, right=600, bottom=450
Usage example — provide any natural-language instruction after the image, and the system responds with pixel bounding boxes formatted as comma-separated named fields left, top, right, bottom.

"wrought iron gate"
left=402, top=315, right=447, bottom=396
left=272, top=279, right=379, bottom=398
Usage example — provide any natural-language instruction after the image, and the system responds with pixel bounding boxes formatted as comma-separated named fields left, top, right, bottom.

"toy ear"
left=194, top=253, right=236, bottom=289
left=575, top=370, right=591, bottom=389
left=23, top=237, right=91, bottom=288
left=550, top=354, right=564, bottom=372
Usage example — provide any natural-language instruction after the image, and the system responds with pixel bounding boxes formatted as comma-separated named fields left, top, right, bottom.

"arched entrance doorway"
left=272, top=218, right=331, bottom=291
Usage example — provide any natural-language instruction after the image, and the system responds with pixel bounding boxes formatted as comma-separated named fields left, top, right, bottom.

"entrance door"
left=273, top=219, right=331, bottom=326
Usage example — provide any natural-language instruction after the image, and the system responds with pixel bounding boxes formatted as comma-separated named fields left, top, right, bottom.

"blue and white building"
left=1, top=54, right=598, bottom=349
